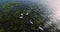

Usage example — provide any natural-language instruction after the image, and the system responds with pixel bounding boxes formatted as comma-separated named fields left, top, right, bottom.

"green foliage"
left=0, top=2, right=41, bottom=32
left=0, top=2, right=57, bottom=32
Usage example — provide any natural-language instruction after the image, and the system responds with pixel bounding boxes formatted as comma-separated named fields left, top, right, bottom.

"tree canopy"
left=0, top=2, right=57, bottom=32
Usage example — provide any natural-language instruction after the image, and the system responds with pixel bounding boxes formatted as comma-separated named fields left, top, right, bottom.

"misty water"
left=0, top=0, right=60, bottom=30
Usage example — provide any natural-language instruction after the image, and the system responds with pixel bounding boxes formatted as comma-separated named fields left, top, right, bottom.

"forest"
left=0, top=1, right=58, bottom=32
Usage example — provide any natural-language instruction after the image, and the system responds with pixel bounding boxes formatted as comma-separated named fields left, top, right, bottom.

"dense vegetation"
left=0, top=2, right=57, bottom=32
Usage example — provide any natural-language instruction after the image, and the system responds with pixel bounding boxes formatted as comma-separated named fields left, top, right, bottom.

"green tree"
left=0, top=2, right=57, bottom=32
